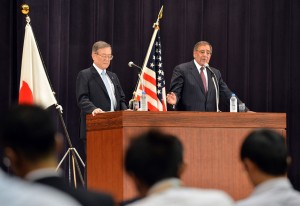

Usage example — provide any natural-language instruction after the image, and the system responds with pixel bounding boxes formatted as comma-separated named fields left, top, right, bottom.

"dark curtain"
left=2, top=0, right=300, bottom=190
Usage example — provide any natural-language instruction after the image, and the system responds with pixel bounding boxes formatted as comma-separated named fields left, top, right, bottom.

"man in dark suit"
left=0, top=105, right=115, bottom=206
left=76, top=41, right=128, bottom=141
left=167, top=41, right=248, bottom=112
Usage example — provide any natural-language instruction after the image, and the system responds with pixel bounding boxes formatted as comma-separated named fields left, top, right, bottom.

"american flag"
left=136, top=29, right=167, bottom=111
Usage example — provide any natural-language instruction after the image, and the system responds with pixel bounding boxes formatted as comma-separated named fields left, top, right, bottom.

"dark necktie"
left=200, top=67, right=207, bottom=93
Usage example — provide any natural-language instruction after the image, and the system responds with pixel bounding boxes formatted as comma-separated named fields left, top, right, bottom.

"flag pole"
left=20, top=4, right=85, bottom=187
left=134, top=6, right=164, bottom=100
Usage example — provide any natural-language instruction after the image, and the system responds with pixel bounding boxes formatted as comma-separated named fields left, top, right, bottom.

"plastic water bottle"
left=230, top=93, right=237, bottom=112
left=140, top=91, right=148, bottom=111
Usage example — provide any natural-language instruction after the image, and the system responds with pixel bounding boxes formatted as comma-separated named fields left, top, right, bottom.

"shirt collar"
left=252, top=177, right=291, bottom=196
left=93, top=63, right=106, bottom=75
left=25, top=168, right=63, bottom=182
left=193, top=60, right=206, bottom=73
left=147, top=178, right=183, bottom=196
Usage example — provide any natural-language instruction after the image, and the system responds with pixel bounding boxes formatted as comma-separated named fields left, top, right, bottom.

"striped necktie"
left=101, top=70, right=117, bottom=111
left=200, top=67, right=207, bottom=93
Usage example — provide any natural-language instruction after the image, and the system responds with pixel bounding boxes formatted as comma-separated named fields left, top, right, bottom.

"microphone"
left=204, top=63, right=219, bottom=84
left=128, top=61, right=142, bottom=70
left=204, top=63, right=215, bottom=76
left=128, top=61, right=143, bottom=110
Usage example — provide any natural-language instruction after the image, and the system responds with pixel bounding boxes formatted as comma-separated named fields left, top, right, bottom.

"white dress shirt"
left=25, top=168, right=62, bottom=181
left=0, top=170, right=81, bottom=206
left=128, top=178, right=233, bottom=206
left=235, top=177, right=300, bottom=206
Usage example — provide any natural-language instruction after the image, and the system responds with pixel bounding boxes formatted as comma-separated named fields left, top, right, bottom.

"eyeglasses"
left=196, top=50, right=212, bottom=55
left=95, top=53, right=114, bottom=60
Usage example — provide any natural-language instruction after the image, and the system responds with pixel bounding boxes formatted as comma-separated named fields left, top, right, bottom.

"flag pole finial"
left=21, top=4, right=31, bottom=23
left=154, top=5, right=163, bottom=28
left=21, top=4, right=30, bottom=15
left=158, top=6, right=163, bottom=20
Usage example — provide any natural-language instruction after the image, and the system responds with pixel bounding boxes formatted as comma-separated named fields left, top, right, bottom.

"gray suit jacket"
left=76, top=66, right=127, bottom=139
left=169, top=60, right=246, bottom=111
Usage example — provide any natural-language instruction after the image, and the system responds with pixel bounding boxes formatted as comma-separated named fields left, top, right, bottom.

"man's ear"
left=243, top=158, right=257, bottom=173
left=55, top=133, right=64, bottom=153
left=193, top=50, right=197, bottom=59
left=91, top=52, right=97, bottom=62
left=127, top=172, right=147, bottom=196
left=4, top=147, right=17, bottom=166
left=178, top=162, right=187, bottom=177
left=4, top=147, right=21, bottom=174
left=287, top=156, right=292, bottom=166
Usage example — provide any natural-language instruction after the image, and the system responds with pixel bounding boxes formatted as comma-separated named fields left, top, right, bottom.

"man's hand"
left=92, top=108, right=104, bottom=116
left=166, top=92, right=177, bottom=105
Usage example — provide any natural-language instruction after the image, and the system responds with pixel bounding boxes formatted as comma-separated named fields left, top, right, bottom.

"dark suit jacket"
left=76, top=66, right=128, bottom=139
left=35, top=176, right=114, bottom=206
left=169, top=60, right=247, bottom=111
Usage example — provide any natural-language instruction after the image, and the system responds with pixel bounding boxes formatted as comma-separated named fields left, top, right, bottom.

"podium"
left=86, top=111, right=286, bottom=201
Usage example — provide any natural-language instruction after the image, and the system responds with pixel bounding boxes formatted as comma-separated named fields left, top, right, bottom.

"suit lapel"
left=106, top=71, right=116, bottom=93
left=91, top=66, right=109, bottom=96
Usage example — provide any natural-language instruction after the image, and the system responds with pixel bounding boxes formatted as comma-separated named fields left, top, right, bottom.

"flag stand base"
left=56, top=106, right=85, bottom=187
left=56, top=147, right=85, bottom=188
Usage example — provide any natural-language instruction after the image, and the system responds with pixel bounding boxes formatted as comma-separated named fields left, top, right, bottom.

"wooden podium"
left=86, top=111, right=286, bottom=201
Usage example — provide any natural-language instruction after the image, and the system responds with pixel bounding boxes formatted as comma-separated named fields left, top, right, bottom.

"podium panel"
left=86, top=112, right=286, bottom=201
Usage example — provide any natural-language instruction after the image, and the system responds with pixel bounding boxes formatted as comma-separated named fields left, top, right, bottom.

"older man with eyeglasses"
left=76, top=41, right=128, bottom=142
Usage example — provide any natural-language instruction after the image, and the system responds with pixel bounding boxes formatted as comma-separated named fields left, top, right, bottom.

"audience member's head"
left=125, top=130, right=184, bottom=194
left=0, top=104, right=60, bottom=177
left=240, top=129, right=289, bottom=186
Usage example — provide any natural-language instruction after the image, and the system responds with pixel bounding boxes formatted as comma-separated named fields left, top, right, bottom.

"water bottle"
left=230, top=93, right=237, bottom=112
left=140, top=91, right=148, bottom=111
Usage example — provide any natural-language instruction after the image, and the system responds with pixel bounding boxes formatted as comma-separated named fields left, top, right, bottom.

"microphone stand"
left=129, top=66, right=142, bottom=110
left=206, top=64, right=221, bottom=112
left=211, top=77, right=221, bottom=112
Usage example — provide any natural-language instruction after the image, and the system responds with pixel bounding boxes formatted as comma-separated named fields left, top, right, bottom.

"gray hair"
left=193, top=41, right=212, bottom=54
left=92, top=41, right=111, bottom=53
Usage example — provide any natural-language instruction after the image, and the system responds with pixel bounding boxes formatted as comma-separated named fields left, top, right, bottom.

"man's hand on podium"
left=92, top=108, right=104, bottom=116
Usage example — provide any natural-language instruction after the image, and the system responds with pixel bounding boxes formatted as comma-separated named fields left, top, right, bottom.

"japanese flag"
left=19, top=22, right=57, bottom=108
